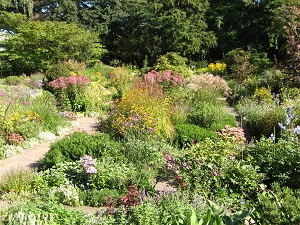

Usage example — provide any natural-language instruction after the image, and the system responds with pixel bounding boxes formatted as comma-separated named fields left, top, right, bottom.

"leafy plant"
left=154, top=52, right=191, bottom=78
left=0, top=168, right=37, bottom=194
left=251, top=183, right=300, bottom=225
left=80, top=188, right=120, bottom=207
left=172, top=123, right=219, bottom=148
left=41, top=131, right=123, bottom=169
left=48, top=74, right=91, bottom=112
left=245, top=138, right=300, bottom=189
left=5, top=76, right=22, bottom=85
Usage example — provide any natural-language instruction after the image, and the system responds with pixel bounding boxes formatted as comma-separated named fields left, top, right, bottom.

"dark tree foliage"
left=107, top=0, right=216, bottom=66
left=206, top=0, right=286, bottom=61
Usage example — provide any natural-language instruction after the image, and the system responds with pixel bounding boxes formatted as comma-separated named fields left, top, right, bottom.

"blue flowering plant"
left=278, top=106, right=300, bottom=141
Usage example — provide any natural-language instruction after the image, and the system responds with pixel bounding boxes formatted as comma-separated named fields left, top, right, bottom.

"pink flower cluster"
left=216, top=125, right=246, bottom=145
left=49, top=74, right=90, bottom=91
left=144, top=70, right=184, bottom=87
left=7, top=133, right=24, bottom=146
left=80, top=155, right=97, bottom=174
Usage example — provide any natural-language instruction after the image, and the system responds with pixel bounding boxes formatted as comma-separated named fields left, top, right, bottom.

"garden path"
left=0, top=117, right=99, bottom=179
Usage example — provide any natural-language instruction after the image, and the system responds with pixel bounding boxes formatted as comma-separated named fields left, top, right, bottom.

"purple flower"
left=278, top=123, right=286, bottom=130
left=80, top=155, right=97, bottom=174
left=293, top=126, right=300, bottom=135
left=85, top=166, right=97, bottom=174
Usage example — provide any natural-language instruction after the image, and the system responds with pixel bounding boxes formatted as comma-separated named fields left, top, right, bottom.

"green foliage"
left=109, top=66, right=133, bottom=97
left=80, top=188, right=120, bottom=207
left=237, top=98, right=286, bottom=138
left=0, top=168, right=36, bottom=194
left=165, top=139, right=263, bottom=199
left=29, top=90, right=69, bottom=134
left=14, top=120, right=42, bottom=139
left=91, top=159, right=139, bottom=192
left=41, top=131, right=123, bottom=169
left=154, top=52, right=191, bottom=78
left=45, top=61, right=70, bottom=82
left=251, top=183, right=300, bottom=225
left=111, top=0, right=216, bottom=66
left=187, top=102, right=236, bottom=131
left=172, top=124, right=219, bottom=148
left=123, top=138, right=166, bottom=171
left=1, top=201, right=88, bottom=224
left=4, top=76, right=21, bottom=85
left=36, top=160, right=91, bottom=190
left=1, top=18, right=104, bottom=74
left=245, top=138, right=300, bottom=189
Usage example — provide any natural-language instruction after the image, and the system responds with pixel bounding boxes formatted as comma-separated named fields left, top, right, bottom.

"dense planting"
left=1, top=37, right=300, bottom=224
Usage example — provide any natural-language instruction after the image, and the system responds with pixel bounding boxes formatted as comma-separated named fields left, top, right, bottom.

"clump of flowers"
left=80, top=155, right=97, bottom=174
left=216, top=125, right=246, bottom=145
left=48, top=74, right=90, bottom=112
left=208, top=62, right=227, bottom=75
left=144, top=70, right=184, bottom=92
left=7, top=133, right=24, bottom=146
left=254, top=87, right=272, bottom=102
left=109, top=78, right=174, bottom=140
left=185, top=73, right=231, bottom=97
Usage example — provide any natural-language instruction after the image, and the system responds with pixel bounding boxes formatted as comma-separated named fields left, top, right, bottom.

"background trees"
left=0, top=0, right=300, bottom=75
left=0, top=15, right=104, bottom=75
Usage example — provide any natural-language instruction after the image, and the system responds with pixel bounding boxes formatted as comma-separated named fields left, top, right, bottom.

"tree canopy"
left=0, top=15, right=104, bottom=74
left=0, top=0, right=299, bottom=74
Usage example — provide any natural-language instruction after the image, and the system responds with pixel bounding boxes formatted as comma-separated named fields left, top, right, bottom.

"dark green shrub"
left=79, top=188, right=120, bottom=207
left=172, top=124, right=219, bottom=148
left=46, top=61, right=70, bottom=82
left=5, top=76, right=21, bottom=85
left=251, top=183, right=300, bottom=225
left=245, top=138, right=300, bottom=189
left=41, top=132, right=124, bottom=169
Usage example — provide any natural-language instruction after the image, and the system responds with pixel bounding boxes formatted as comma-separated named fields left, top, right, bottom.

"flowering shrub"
left=109, top=79, right=174, bottom=140
left=216, top=125, right=246, bottom=145
left=7, top=133, right=24, bottom=146
left=165, top=139, right=264, bottom=199
left=144, top=70, right=184, bottom=93
left=80, top=155, right=97, bottom=174
left=207, top=62, right=227, bottom=75
left=253, top=87, right=272, bottom=102
left=185, top=73, right=231, bottom=97
left=48, top=74, right=90, bottom=112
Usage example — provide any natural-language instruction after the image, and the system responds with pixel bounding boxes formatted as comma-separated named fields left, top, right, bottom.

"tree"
left=206, top=0, right=287, bottom=60
left=0, top=16, right=105, bottom=75
left=0, top=0, right=33, bottom=16
left=110, top=0, right=216, bottom=66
